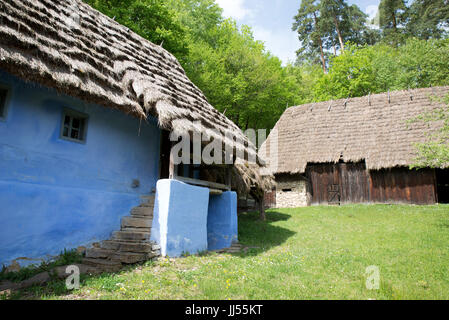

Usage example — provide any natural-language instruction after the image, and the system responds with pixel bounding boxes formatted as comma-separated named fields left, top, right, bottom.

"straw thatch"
left=0, top=0, right=258, bottom=161
left=260, top=87, right=449, bottom=175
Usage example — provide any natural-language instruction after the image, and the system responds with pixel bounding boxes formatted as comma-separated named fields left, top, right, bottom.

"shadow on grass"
left=234, top=210, right=296, bottom=257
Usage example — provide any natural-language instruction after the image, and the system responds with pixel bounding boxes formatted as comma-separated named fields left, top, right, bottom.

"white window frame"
left=59, top=108, right=89, bottom=144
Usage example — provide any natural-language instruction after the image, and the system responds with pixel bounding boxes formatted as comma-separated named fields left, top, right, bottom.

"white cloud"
left=216, top=0, right=252, bottom=21
left=252, top=26, right=298, bottom=65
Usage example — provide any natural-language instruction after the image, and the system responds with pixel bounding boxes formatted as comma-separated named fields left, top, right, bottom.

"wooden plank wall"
left=306, top=162, right=437, bottom=205
left=306, top=164, right=335, bottom=205
left=370, top=168, right=437, bottom=205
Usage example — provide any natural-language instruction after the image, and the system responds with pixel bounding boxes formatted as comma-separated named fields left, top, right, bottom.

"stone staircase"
left=82, top=195, right=161, bottom=272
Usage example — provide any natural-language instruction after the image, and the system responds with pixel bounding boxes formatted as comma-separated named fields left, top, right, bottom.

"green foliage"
left=311, top=38, right=449, bottom=101
left=0, top=249, right=83, bottom=283
left=313, top=44, right=378, bottom=100
left=406, top=0, right=449, bottom=40
left=292, top=0, right=324, bottom=68
left=183, top=20, right=302, bottom=130
left=84, top=0, right=189, bottom=61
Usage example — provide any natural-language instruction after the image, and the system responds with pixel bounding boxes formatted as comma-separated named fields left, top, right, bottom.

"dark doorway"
left=159, top=130, right=171, bottom=179
left=436, top=169, right=449, bottom=203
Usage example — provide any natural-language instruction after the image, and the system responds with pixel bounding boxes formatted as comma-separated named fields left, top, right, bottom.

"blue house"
left=0, top=0, right=263, bottom=269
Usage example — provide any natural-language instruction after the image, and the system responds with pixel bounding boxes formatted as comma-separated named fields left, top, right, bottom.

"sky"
left=215, top=0, right=381, bottom=65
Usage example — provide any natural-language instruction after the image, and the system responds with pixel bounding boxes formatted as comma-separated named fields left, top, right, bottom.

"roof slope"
left=260, top=87, right=449, bottom=174
left=0, top=0, right=256, bottom=160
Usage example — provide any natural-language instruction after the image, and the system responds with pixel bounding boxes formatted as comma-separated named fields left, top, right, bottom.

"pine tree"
left=292, top=0, right=327, bottom=72
left=406, top=0, right=449, bottom=39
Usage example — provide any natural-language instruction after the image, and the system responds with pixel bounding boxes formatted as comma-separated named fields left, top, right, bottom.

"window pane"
left=64, top=115, right=71, bottom=126
left=71, top=129, right=79, bottom=140
left=61, top=110, right=87, bottom=142
left=79, top=120, right=84, bottom=139
left=72, top=118, right=80, bottom=129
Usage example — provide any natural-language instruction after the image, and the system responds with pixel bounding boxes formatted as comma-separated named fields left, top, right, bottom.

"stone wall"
left=275, top=175, right=310, bottom=208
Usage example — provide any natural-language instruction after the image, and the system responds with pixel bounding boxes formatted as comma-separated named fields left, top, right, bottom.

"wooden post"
left=225, top=165, right=232, bottom=190
left=168, top=145, right=177, bottom=179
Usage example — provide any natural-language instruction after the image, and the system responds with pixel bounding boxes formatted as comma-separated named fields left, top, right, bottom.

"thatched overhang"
left=0, top=0, right=260, bottom=164
left=260, top=87, right=449, bottom=175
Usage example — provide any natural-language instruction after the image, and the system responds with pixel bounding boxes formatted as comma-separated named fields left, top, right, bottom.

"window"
left=60, top=109, right=88, bottom=143
left=282, top=188, right=293, bottom=192
left=0, top=87, right=10, bottom=120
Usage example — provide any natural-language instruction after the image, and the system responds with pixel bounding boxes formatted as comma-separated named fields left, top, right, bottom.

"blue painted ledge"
left=151, top=179, right=210, bottom=257
left=207, top=191, right=238, bottom=251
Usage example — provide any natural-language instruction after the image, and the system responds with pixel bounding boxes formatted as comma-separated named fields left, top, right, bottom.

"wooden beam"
left=174, top=176, right=231, bottom=191
left=209, top=188, right=223, bottom=195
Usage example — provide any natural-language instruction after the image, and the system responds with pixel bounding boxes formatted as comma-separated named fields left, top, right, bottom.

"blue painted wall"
left=207, top=191, right=238, bottom=251
left=151, top=179, right=210, bottom=257
left=0, top=70, right=161, bottom=266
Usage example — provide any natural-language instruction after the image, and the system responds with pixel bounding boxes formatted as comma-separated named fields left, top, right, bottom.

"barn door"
left=307, top=163, right=340, bottom=205
left=327, top=164, right=341, bottom=205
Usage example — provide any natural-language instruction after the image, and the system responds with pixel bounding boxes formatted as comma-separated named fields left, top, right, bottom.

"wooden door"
left=307, top=162, right=370, bottom=205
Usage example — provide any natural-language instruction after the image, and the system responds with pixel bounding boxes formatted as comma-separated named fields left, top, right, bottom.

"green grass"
left=5, top=204, right=449, bottom=300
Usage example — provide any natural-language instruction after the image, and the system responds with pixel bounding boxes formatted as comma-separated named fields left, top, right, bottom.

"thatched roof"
left=260, top=87, right=449, bottom=175
left=0, top=0, right=257, bottom=161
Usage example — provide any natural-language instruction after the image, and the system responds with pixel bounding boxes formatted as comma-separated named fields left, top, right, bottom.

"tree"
left=84, top=0, right=189, bottom=61
left=406, top=0, right=449, bottom=40
left=311, top=38, right=449, bottom=101
left=343, top=5, right=379, bottom=46
left=378, top=0, right=408, bottom=45
left=320, top=0, right=348, bottom=52
left=166, top=0, right=223, bottom=43
left=292, top=0, right=327, bottom=72
left=185, top=20, right=302, bottom=131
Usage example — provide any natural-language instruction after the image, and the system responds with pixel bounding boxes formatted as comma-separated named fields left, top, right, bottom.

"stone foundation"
left=275, top=176, right=309, bottom=208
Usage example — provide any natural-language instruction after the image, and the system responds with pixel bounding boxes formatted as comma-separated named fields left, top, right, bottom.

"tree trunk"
left=313, top=12, right=327, bottom=73
left=392, top=11, right=397, bottom=30
left=259, top=194, right=266, bottom=221
left=333, top=13, right=344, bottom=52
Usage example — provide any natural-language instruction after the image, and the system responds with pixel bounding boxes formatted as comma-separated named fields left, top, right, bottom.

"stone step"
left=113, top=230, right=151, bottom=241
left=131, top=207, right=154, bottom=217
left=101, top=240, right=154, bottom=253
left=140, top=196, right=155, bottom=207
left=110, top=252, right=149, bottom=264
left=85, top=248, right=115, bottom=259
left=120, top=226, right=151, bottom=233
left=121, top=216, right=153, bottom=229
left=82, top=258, right=122, bottom=272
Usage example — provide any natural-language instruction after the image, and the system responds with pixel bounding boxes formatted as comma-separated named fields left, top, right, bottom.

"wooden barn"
left=260, top=87, right=449, bottom=208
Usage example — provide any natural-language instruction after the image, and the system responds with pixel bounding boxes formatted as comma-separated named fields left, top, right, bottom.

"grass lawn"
left=5, top=204, right=449, bottom=300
